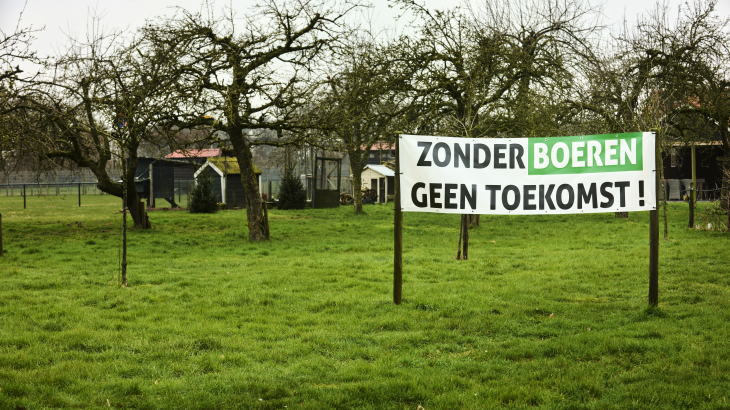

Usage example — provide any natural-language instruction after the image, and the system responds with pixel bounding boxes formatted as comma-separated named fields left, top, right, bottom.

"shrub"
left=277, top=166, right=307, bottom=210
left=189, top=175, right=219, bottom=213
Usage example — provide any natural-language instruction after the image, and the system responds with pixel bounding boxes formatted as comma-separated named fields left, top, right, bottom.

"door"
left=379, top=177, right=386, bottom=203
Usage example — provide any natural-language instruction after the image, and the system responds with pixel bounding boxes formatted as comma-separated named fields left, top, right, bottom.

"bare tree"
left=319, top=39, right=406, bottom=213
left=393, top=0, right=601, bottom=257
left=570, top=0, right=729, bottom=225
left=13, top=16, right=196, bottom=229
left=147, top=0, right=361, bottom=241
left=0, top=4, right=43, bottom=177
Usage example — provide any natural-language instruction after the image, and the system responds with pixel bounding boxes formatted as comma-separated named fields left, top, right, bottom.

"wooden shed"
left=361, top=164, right=395, bottom=203
left=193, top=157, right=261, bottom=208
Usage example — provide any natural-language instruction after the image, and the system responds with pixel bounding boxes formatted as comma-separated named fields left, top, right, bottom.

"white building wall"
left=360, top=168, right=392, bottom=202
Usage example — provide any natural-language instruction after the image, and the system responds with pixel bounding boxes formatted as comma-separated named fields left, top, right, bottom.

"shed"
left=193, top=157, right=262, bottom=208
left=133, top=157, right=195, bottom=208
left=361, top=164, right=395, bottom=203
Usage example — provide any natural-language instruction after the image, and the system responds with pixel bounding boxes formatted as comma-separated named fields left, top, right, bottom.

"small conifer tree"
left=189, top=173, right=219, bottom=213
left=277, top=166, right=307, bottom=209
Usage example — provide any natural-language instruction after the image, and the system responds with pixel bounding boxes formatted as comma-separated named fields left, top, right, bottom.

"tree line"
left=1, top=0, right=728, bottom=241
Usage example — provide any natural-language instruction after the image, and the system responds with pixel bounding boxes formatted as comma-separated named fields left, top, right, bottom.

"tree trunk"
left=262, top=201, right=270, bottom=240
left=352, top=164, right=363, bottom=214
left=456, top=215, right=463, bottom=260
left=348, top=150, right=366, bottom=214
left=462, top=214, right=469, bottom=260
left=230, top=131, right=267, bottom=241
left=88, top=157, right=150, bottom=229
left=457, top=214, right=469, bottom=260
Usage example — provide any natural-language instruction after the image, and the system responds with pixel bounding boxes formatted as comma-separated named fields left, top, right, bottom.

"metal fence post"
left=78, top=183, right=81, bottom=207
left=23, top=184, right=26, bottom=209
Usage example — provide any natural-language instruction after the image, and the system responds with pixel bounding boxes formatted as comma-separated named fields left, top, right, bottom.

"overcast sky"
left=2, top=0, right=729, bottom=60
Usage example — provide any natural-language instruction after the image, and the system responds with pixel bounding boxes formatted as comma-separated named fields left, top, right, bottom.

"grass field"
left=0, top=195, right=729, bottom=409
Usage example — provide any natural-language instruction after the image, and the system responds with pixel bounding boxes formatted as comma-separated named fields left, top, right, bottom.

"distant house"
left=364, top=142, right=395, bottom=165
left=361, top=164, right=395, bottom=203
left=165, top=148, right=222, bottom=182
left=165, top=148, right=222, bottom=163
left=194, top=157, right=262, bottom=208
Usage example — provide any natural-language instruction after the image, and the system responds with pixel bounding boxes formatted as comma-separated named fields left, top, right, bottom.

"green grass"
left=0, top=195, right=729, bottom=409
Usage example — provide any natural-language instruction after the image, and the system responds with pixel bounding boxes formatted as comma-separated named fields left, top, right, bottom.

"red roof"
left=166, top=149, right=221, bottom=159
left=360, top=141, right=394, bottom=151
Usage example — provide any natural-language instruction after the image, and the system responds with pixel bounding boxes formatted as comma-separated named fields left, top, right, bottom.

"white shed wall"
left=360, top=168, right=392, bottom=203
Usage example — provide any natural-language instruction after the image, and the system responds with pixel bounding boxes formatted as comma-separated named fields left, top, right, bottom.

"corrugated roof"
left=207, top=157, right=261, bottom=175
left=365, top=164, right=395, bottom=177
left=166, top=148, right=221, bottom=159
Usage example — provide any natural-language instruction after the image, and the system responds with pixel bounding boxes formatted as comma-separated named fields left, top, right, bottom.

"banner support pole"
left=394, top=134, right=403, bottom=305
left=649, top=129, right=661, bottom=306
left=688, top=145, right=696, bottom=227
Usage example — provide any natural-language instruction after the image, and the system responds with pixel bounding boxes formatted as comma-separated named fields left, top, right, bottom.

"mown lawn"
left=0, top=195, right=729, bottom=409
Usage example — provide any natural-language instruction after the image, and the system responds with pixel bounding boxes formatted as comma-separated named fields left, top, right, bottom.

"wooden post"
left=689, top=145, right=696, bottom=227
left=394, top=135, right=403, bottom=305
left=311, top=158, right=317, bottom=208
left=649, top=130, right=661, bottom=306
left=122, top=161, right=128, bottom=287
left=149, top=164, right=154, bottom=208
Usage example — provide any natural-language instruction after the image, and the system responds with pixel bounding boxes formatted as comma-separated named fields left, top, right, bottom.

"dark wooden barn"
left=662, top=142, right=727, bottom=201
left=133, top=158, right=197, bottom=208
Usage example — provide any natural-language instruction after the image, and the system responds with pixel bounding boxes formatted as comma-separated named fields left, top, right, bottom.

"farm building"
left=133, top=157, right=198, bottom=208
left=365, top=141, right=395, bottom=165
left=165, top=148, right=222, bottom=165
left=194, top=157, right=262, bottom=208
left=662, top=141, right=727, bottom=201
left=361, top=164, right=395, bottom=203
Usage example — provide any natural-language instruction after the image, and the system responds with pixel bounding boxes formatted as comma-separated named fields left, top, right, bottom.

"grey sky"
left=2, top=0, right=729, bottom=60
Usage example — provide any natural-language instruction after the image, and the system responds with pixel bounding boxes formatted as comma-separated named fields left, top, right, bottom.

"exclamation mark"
left=639, top=180, right=645, bottom=206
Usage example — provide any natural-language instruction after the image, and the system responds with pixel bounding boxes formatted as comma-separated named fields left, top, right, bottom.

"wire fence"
left=1, top=182, right=104, bottom=209
left=0, top=180, right=201, bottom=209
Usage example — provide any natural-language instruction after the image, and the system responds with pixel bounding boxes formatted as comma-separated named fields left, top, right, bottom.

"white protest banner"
left=399, top=132, right=656, bottom=215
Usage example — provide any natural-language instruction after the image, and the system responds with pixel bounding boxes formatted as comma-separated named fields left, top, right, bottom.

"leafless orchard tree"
left=391, top=0, right=602, bottom=257
left=318, top=38, right=408, bottom=214
left=570, top=0, right=729, bottom=226
left=0, top=5, right=43, bottom=178
left=11, top=15, right=201, bottom=231
left=145, top=0, right=362, bottom=241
